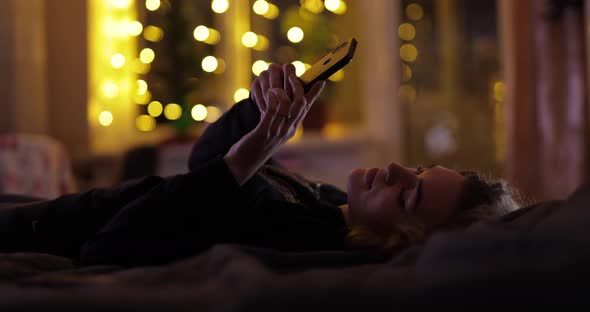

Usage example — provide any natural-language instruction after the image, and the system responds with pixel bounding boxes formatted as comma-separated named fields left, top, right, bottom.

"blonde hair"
left=345, top=171, right=522, bottom=253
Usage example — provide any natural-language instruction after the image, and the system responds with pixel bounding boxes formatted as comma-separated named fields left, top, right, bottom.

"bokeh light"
left=164, top=103, right=182, bottom=120
left=191, top=104, right=208, bottom=121
left=136, top=115, right=156, bottom=131
left=98, top=111, right=113, bottom=126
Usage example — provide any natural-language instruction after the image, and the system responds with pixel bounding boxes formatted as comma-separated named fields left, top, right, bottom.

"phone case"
left=299, top=38, right=358, bottom=91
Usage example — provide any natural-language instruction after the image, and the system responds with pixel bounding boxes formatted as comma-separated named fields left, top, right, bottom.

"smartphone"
left=299, top=37, right=358, bottom=92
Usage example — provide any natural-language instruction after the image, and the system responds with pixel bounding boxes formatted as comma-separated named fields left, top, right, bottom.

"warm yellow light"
left=292, top=61, right=306, bottom=77
left=326, top=0, right=347, bottom=14
left=400, top=44, right=418, bottom=62
left=234, top=88, right=250, bottom=102
left=211, top=0, right=229, bottom=14
left=191, top=104, right=208, bottom=121
left=241, top=32, right=258, bottom=48
left=147, top=101, right=163, bottom=117
left=110, top=53, right=126, bottom=68
left=253, top=0, right=269, bottom=15
left=132, top=59, right=151, bottom=74
left=398, top=23, right=416, bottom=41
left=494, top=81, right=505, bottom=102
left=127, top=21, right=143, bottom=36
left=164, top=103, right=182, bottom=120
left=202, top=56, right=219, bottom=73
left=253, top=35, right=269, bottom=51
left=287, top=27, right=304, bottom=43
left=102, top=81, right=119, bottom=98
left=252, top=60, right=269, bottom=76
left=322, top=122, right=346, bottom=140
left=98, top=111, right=114, bottom=126
left=288, top=125, right=304, bottom=143
left=137, top=79, right=148, bottom=95
left=144, top=25, right=164, bottom=42
left=214, top=58, right=226, bottom=74
left=205, top=106, right=223, bottom=123
left=111, top=0, right=131, bottom=9
left=406, top=4, right=424, bottom=21
left=325, top=0, right=341, bottom=12
left=145, top=0, right=161, bottom=11
left=193, top=26, right=210, bottom=41
left=264, top=3, right=280, bottom=19
left=136, top=115, right=156, bottom=131
left=193, top=26, right=220, bottom=44
left=328, top=69, right=344, bottom=82
left=140, top=48, right=155, bottom=64
left=402, top=64, right=413, bottom=82
left=135, top=90, right=152, bottom=105
left=302, top=0, right=324, bottom=14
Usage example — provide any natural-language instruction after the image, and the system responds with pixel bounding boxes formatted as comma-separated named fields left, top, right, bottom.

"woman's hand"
left=224, top=64, right=325, bottom=186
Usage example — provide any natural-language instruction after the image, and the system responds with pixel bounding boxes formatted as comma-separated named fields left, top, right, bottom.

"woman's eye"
left=414, top=166, right=424, bottom=175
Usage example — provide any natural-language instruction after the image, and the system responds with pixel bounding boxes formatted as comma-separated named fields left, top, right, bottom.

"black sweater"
left=1, top=99, right=349, bottom=267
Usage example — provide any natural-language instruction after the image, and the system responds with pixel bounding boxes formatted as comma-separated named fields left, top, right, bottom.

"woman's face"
left=346, top=162, right=465, bottom=233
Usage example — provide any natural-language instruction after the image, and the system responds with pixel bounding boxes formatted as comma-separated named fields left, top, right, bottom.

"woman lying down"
left=0, top=64, right=521, bottom=267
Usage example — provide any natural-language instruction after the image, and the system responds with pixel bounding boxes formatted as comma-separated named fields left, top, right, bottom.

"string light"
left=287, top=27, right=304, bottom=43
left=325, top=0, right=347, bottom=14
left=253, top=0, right=270, bottom=15
left=110, top=0, right=131, bottom=9
left=127, top=21, right=143, bottom=36
left=134, top=90, right=151, bottom=104
left=400, top=44, right=418, bottom=62
left=301, top=0, right=324, bottom=14
left=291, top=61, right=307, bottom=76
left=164, top=103, right=182, bottom=120
left=143, top=25, right=163, bottom=42
left=406, top=3, right=424, bottom=21
left=252, top=60, right=270, bottom=76
left=328, top=69, right=344, bottom=82
left=241, top=32, right=258, bottom=47
left=205, top=106, right=223, bottom=123
left=145, top=0, right=161, bottom=11
left=211, top=0, right=229, bottom=14
left=398, top=23, right=416, bottom=41
left=98, top=111, right=114, bottom=126
left=191, top=104, right=208, bottom=121
left=110, top=53, right=126, bottom=68
left=139, top=48, right=155, bottom=63
left=193, top=25, right=221, bottom=44
left=202, top=56, right=219, bottom=72
left=264, top=3, right=280, bottom=19
left=234, top=88, right=250, bottom=102
left=136, top=115, right=156, bottom=131
left=136, top=79, right=148, bottom=95
left=147, top=101, right=163, bottom=117
left=102, top=81, right=119, bottom=98
left=253, top=35, right=269, bottom=51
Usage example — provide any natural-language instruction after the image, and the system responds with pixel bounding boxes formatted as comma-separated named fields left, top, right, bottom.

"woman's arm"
left=223, top=68, right=325, bottom=186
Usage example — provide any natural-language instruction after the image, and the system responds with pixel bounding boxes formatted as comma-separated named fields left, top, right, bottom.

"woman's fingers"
left=304, top=80, right=326, bottom=107
left=251, top=78, right=265, bottom=112
left=269, top=64, right=283, bottom=89
left=259, top=71, right=270, bottom=102
left=283, top=64, right=296, bottom=99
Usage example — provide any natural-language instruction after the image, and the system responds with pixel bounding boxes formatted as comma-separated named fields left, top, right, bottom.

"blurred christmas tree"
left=137, top=0, right=215, bottom=137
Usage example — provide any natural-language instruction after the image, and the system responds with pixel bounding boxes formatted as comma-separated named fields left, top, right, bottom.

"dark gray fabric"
left=0, top=182, right=589, bottom=309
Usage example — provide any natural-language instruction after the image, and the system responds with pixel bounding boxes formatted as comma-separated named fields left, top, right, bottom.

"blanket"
left=1, top=182, right=590, bottom=309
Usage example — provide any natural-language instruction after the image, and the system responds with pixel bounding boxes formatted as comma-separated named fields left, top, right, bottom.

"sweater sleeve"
left=80, top=156, right=241, bottom=267
left=188, top=98, right=260, bottom=170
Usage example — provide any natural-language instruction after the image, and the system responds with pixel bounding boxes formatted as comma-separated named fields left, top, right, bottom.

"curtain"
left=502, top=0, right=590, bottom=202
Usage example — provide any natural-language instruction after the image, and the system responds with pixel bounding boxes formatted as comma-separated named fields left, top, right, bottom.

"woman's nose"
left=386, top=162, right=417, bottom=185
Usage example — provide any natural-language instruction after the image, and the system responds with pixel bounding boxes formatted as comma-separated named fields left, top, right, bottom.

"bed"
left=1, top=181, right=590, bottom=309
